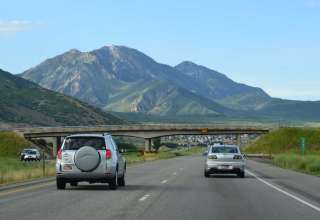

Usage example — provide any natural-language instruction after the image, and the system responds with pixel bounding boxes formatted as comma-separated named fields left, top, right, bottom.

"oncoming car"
left=20, top=149, right=41, bottom=161
left=56, top=134, right=126, bottom=190
left=204, top=145, right=245, bottom=178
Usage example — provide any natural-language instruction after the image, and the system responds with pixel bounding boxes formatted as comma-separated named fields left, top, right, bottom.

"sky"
left=1, top=0, right=320, bottom=101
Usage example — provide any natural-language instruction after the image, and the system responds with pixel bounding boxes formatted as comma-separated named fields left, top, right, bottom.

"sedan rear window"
left=63, top=137, right=106, bottom=150
left=211, top=147, right=238, bottom=154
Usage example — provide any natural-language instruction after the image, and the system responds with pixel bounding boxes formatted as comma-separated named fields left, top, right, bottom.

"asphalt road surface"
left=0, top=156, right=320, bottom=220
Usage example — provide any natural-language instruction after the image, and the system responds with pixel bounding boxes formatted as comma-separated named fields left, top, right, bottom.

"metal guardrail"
left=245, top=154, right=272, bottom=159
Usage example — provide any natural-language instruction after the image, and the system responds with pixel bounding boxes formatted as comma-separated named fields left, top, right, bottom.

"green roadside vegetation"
left=0, top=131, right=55, bottom=185
left=244, top=127, right=320, bottom=176
left=0, top=131, right=205, bottom=185
left=0, top=131, right=31, bottom=157
left=0, top=158, right=56, bottom=185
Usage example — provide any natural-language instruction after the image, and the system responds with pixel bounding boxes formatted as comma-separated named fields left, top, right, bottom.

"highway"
left=0, top=156, right=319, bottom=220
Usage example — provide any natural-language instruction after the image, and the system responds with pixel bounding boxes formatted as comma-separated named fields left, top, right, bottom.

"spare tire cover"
left=74, top=146, right=101, bottom=172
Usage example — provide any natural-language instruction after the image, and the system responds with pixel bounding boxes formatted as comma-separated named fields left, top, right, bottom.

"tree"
left=153, top=137, right=161, bottom=152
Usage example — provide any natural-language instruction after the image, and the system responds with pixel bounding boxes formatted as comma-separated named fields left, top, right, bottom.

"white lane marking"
left=161, top=180, right=168, bottom=184
left=173, top=172, right=177, bottom=176
left=247, top=170, right=320, bottom=213
left=139, top=194, right=151, bottom=201
left=179, top=168, right=183, bottom=171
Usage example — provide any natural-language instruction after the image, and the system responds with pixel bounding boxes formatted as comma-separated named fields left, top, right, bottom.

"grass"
left=245, top=127, right=320, bottom=154
left=0, top=158, right=55, bottom=185
left=244, top=127, right=320, bottom=176
left=272, top=154, right=320, bottom=176
left=0, top=131, right=55, bottom=185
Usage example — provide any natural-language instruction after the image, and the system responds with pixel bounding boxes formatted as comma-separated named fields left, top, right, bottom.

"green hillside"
left=0, top=132, right=32, bottom=158
left=245, top=127, right=320, bottom=176
left=0, top=69, right=124, bottom=126
left=245, top=127, right=320, bottom=154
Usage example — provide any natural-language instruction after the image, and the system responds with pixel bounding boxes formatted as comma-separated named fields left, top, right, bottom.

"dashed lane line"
left=139, top=194, right=151, bottom=201
left=161, top=180, right=168, bottom=184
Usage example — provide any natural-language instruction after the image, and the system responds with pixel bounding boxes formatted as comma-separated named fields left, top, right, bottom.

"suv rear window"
left=28, top=151, right=37, bottom=155
left=63, top=137, right=106, bottom=150
left=211, top=147, right=238, bottom=154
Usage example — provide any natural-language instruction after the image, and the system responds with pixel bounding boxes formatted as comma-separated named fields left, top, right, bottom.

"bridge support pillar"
left=236, top=134, right=241, bottom=146
left=52, top=137, right=62, bottom=158
left=145, top=138, right=152, bottom=152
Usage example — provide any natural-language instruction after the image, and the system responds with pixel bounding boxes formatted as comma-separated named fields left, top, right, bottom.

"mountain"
left=250, top=98, right=320, bottom=121
left=175, top=61, right=271, bottom=110
left=20, top=45, right=320, bottom=121
left=0, top=69, right=124, bottom=126
left=21, top=45, right=234, bottom=116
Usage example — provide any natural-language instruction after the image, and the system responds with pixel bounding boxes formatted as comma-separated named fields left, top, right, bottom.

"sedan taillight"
left=208, top=155, right=218, bottom=159
left=233, top=155, right=243, bottom=160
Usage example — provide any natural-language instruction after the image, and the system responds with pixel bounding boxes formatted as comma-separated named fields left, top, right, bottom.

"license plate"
left=63, top=165, right=72, bottom=171
left=218, top=165, right=233, bottom=170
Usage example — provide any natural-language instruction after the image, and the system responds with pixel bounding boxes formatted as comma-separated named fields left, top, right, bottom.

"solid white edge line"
left=247, top=170, right=320, bottom=213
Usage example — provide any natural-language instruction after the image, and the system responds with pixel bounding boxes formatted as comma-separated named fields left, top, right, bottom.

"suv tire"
left=118, top=171, right=126, bottom=187
left=204, top=170, right=210, bottom=178
left=70, top=182, right=78, bottom=187
left=238, top=171, right=245, bottom=178
left=56, top=178, right=66, bottom=190
left=109, top=170, right=118, bottom=190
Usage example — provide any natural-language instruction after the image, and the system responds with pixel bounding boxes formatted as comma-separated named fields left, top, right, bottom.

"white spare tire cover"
left=74, top=146, right=101, bottom=172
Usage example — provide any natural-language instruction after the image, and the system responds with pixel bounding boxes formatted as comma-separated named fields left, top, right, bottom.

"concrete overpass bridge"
left=18, top=124, right=271, bottom=155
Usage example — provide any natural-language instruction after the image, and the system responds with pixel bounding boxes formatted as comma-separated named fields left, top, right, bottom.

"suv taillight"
left=57, top=148, right=62, bottom=160
left=106, top=149, right=112, bottom=159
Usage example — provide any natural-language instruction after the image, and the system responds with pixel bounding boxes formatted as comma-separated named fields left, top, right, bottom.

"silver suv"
left=56, top=134, right=126, bottom=190
left=204, top=145, right=245, bottom=178
left=20, top=149, right=41, bottom=161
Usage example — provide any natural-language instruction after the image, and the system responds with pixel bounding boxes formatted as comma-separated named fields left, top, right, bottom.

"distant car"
left=204, top=145, right=245, bottom=178
left=20, top=149, right=41, bottom=161
left=56, top=134, right=126, bottom=190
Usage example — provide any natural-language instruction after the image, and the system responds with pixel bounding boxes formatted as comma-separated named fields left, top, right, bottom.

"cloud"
left=0, top=20, right=36, bottom=33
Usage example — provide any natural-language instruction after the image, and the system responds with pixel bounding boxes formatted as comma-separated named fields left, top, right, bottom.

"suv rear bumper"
left=56, top=172, right=116, bottom=183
